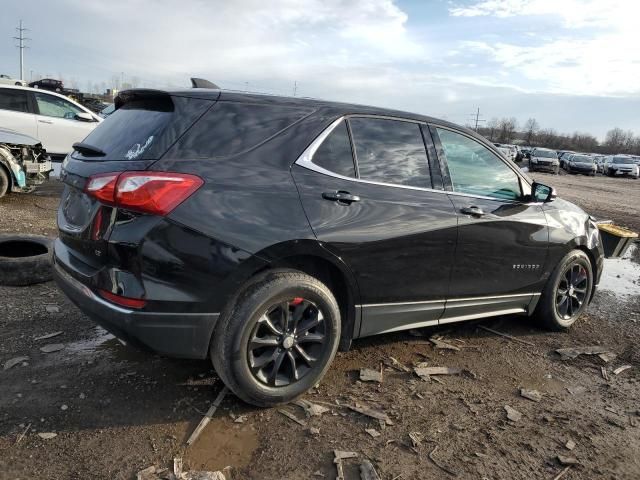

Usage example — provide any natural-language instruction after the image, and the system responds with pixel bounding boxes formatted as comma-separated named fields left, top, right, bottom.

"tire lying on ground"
left=0, top=234, right=53, bottom=286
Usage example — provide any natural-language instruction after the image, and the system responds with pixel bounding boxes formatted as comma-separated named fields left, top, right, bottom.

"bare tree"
left=523, top=118, right=539, bottom=145
left=498, top=117, right=518, bottom=143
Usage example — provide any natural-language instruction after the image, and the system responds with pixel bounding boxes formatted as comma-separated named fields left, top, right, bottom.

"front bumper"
left=53, top=254, right=219, bottom=359
left=530, top=162, right=558, bottom=172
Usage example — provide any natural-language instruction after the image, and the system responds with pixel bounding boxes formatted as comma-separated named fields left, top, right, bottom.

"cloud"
left=450, top=0, right=640, bottom=96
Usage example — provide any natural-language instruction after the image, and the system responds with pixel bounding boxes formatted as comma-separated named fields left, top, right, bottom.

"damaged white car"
left=0, top=128, right=52, bottom=198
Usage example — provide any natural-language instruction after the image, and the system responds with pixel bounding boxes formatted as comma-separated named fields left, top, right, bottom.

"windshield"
left=571, top=155, right=593, bottom=163
left=613, top=157, right=634, bottom=164
left=534, top=150, right=557, bottom=158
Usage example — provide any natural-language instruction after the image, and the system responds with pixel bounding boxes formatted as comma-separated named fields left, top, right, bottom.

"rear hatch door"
left=58, top=90, right=217, bottom=268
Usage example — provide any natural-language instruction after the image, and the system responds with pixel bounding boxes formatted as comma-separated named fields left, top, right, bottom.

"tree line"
left=477, top=118, right=640, bottom=155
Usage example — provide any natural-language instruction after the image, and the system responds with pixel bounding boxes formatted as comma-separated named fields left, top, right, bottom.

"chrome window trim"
left=295, top=115, right=442, bottom=194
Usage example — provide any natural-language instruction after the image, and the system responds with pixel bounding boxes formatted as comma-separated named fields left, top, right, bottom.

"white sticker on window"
left=125, top=136, right=154, bottom=160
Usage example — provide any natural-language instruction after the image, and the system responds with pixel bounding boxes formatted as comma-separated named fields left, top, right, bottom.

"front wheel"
left=0, top=167, right=10, bottom=198
left=534, top=250, right=593, bottom=330
left=210, top=270, right=341, bottom=407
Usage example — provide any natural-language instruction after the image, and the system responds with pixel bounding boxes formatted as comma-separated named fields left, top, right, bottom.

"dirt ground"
left=1, top=172, right=639, bottom=480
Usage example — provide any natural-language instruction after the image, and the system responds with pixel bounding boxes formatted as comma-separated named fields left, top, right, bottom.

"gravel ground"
left=1, top=174, right=639, bottom=480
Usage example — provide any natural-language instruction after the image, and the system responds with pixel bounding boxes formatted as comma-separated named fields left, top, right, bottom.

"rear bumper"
left=53, top=254, right=219, bottom=359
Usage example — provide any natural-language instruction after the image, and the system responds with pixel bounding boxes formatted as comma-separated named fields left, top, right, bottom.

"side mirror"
left=75, top=112, right=95, bottom=122
left=532, top=182, right=557, bottom=203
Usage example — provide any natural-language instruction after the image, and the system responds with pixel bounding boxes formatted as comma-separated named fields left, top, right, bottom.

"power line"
left=13, top=20, right=30, bottom=82
left=467, top=107, right=485, bottom=132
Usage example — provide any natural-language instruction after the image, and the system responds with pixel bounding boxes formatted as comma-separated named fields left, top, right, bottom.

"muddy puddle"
left=64, top=326, right=149, bottom=362
left=599, top=243, right=640, bottom=297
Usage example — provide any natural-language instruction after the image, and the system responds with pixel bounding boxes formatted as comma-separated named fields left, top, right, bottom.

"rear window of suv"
left=72, top=94, right=212, bottom=161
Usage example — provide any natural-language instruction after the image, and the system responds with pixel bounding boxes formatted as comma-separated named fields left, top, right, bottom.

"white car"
left=0, top=85, right=102, bottom=159
left=0, top=74, right=26, bottom=87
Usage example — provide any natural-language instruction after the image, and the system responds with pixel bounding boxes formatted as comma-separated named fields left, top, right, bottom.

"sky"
left=1, top=0, right=639, bottom=140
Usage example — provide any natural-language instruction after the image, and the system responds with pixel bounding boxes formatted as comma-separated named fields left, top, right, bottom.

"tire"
left=210, top=269, right=341, bottom=407
left=554, top=167, right=559, bottom=175
left=0, top=167, right=9, bottom=198
left=534, top=250, right=593, bottom=330
left=0, top=234, right=53, bottom=286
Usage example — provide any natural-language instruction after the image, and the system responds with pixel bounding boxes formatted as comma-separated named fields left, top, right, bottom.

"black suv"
left=54, top=88, right=603, bottom=406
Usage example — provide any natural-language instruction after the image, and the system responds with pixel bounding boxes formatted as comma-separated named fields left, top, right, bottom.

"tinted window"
left=349, top=117, right=431, bottom=188
left=436, top=128, right=521, bottom=200
left=35, top=92, right=83, bottom=119
left=312, top=121, right=355, bottom=177
left=173, top=102, right=314, bottom=158
left=0, top=89, right=29, bottom=113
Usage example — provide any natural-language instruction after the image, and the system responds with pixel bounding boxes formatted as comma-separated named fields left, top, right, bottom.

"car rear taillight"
left=98, top=289, right=147, bottom=309
left=85, top=171, right=203, bottom=216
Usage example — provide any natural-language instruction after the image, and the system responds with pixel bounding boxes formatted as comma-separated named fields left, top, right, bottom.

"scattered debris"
left=182, top=471, right=226, bottom=480
left=429, top=336, right=460, bottom=351
left=414, top=366, right=462, bottom=381
left=504, top=405, right=522, bottom=422
left=34, top=331, right=63, bottom=341
left=365, top=428, right=381, bottom=438
left=37, top=432, right=57, bottom=439
left=308, top=427, right=320, bottom=436
left=565, top=439, right=576, bottom=450
left=15, top=423, right=31, bottom=444
left=312, top=470, right=325, bottom=477
left=360, top=367, right=383, bottom=383
left=408, top=431, right=423, bottom=448
left=186, top=386, right=228, bottom=446
left=613, top=365, right=632, bottom=375
left=174, top=457, right=183, bottom=478
left=519, top=388, right=542, bottom=403
left=349, top=403, right=393, bottom=425
left=408, top=329, right=425, bottom=337
left=566, top=386, right=586, bottom=395
left=334, top=450, right=358, bottom=480
left=598, top=352, right=617, bottom=363
left=557, top=455, right=578, bottom=466
left=359, top=459, right=381, bottom=480
left=278, top=409, right=307, bottom=427
left=293, top=399, right=330, bottom=417
left=60, top=404, right=68, bottom=411
left=478, top=325, right=534, bottom=347
left=385, top=357, right=411, bottom=373
left=233, top=415, right=246, bottom=424
left=45, top=304, right=60, bottom=313
left=136, top=466, right=157, bottom=480
left=555, top=346, right=610, bottom=361
left=552, top=466, right=572, bottom=480
left=3, top=356, right=28, bottom=370
left=428, top=446, right=457, bottom=477
left=601, top=367, right=609, bottom=381
left=40, top=343, right=65, bottom=353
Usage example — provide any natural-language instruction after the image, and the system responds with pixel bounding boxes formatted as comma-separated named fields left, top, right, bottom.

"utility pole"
left=13, top=20, right=30, bottom=81
left=468, top=107, right=485, bottom=132
left=293, top=81, right=297, bottom=97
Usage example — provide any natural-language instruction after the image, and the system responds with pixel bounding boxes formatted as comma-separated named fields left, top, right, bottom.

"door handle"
left=38, top=119, right=53, bottom=124
left=461, top=206, right=485, bottom=217
left=322, top=191, right=360, bottom=204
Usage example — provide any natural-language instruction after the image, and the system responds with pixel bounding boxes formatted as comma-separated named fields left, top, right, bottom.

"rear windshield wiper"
left=72, top=142, right=106, bottom=157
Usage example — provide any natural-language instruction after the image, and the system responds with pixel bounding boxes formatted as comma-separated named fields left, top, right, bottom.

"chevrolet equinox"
left=54, top=87, right=604, bottom=406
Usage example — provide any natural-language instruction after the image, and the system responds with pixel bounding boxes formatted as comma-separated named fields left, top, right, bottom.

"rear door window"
left=0, top=89, right=30, bottom=113
left=171, top=102, right=315, bottom=158
left=348, top=117, right=431, bottom=188
left=311, top=120, right=355, bottom=178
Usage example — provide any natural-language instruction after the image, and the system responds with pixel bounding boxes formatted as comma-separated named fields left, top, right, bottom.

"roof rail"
left=190, top=78, right=220, bottom=89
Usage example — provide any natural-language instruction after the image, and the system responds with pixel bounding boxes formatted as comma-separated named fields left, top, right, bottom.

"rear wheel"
left=0, top=167, right=10, bottom=198
left=210, top=270, right=340, bottom=407
left=534, top=250, right=592, bottom=330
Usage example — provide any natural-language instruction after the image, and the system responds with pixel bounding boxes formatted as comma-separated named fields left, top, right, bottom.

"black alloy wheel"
left=248, top=297, right=326, bottom=387
left=555, top=263, right=588, bottom=320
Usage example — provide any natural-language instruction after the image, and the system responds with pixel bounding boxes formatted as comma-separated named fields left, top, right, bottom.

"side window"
left=349, top=117, right=431, bottom=188
left=0, top=90, right=30, bottom=113
left=35, top=92, right=83, bottom=119
left=435, top=127, right=521, bottom=201
left=311, top=121, right=355, bottom=178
